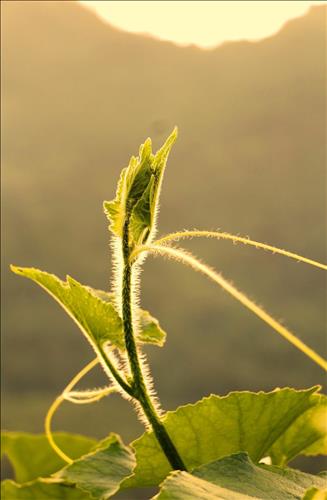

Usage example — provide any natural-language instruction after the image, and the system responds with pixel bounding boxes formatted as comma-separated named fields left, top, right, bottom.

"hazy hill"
left=1, top=1, right=326, bottom=438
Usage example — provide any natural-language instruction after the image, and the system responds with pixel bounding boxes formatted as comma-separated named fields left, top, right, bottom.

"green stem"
left=97, top=345, right=134, bottom=397
left=121, top=223, right=186, bottom=471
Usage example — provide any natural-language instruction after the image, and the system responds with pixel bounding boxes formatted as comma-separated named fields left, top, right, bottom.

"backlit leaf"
left=1, top=480, right=90, bottom=500
left=104, top=128, right=177, bottom=249
left=1, top=434, right=135, bottom=499
left=1, top=432, right=96, bottom=483
left=269, top=395, right=327, bottom=466
left=55, top=434, right=135, bottom=499
left=10, top=267, right=166, bottom=350
left=154, top=452, right=327, bottom=500
left=126, top=387, right=322, bottom=487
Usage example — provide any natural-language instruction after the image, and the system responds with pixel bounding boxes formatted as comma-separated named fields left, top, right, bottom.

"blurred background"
left=1, top=0, right=326, bottom=477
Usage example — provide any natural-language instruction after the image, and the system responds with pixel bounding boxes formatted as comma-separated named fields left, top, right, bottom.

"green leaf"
left=259, top=465, right=326, bottom=492
left=1, top=434, right=135, bottom=499
left=1, top=432, right=96, bottom=483
left=54, top=434, right=136, bottom=499
left=93, top=290, right=166, bottom=347
left=10, top=267, right=166, bottom=350
left=126, top=387, right=322, bottom=487
left=154, top=452, right=327, bottom=500
left=104, top=128, right=177, bottom=248
left=302, top=487, right=327, bottom=499
left=269, top=395, right=327, bottom=466
left=1, top=480, right=91, bottom=500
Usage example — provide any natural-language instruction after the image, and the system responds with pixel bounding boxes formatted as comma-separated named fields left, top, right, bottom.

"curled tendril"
left=45, top=357, right=117, bottom=463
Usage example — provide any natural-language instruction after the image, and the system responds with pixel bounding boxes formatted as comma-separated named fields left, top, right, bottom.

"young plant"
left=3, top=129, right=327, bottom=499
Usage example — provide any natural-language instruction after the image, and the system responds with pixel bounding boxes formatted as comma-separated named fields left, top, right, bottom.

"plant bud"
left=104, top=128, right=177, bottom=251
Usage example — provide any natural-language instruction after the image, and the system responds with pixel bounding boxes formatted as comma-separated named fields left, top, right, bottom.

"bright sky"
left=79, top=1, right=322, bottom=48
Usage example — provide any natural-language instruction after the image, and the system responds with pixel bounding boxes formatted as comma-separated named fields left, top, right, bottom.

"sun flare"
left=79, top=1, right=322, bottom=48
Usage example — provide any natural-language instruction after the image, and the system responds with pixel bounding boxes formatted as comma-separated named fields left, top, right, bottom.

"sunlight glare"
left=79, top=1, right=322, bottom=48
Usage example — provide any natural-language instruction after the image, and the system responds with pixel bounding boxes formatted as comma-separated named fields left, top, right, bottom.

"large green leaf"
left=1, top=480, right=91, bottom=500
left=269, top=395, right=327, bottom=466
left=154, top=452, right=327, bottom=500
left=10, top=267, right=166, bottom=350
left=104, top=128, right=177, bottom=248
left=1, top=432, right=96, bottom=483
left=126, top=387, right=323, bottom=487
left=54, top=434, right=135, bottom=499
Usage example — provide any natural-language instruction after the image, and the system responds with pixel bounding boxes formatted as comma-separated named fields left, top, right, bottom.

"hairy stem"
left=97, top=344, right=133, bottom=396
left=121, top=223, right=186, bottom=471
